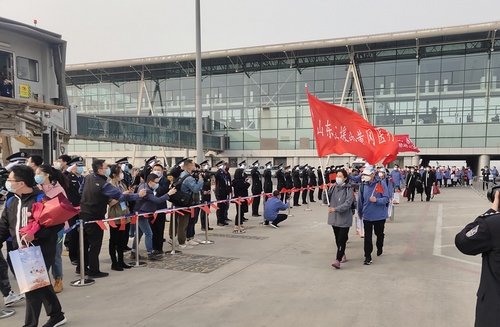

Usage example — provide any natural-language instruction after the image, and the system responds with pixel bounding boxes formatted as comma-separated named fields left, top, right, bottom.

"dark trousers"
left=6, top=240, right=14, bottom=275
left=332, top=226, right=349, bottom=261
left=483, top=181, right=489, bottom=191
left=302, top=189, right=308, bottom=204
left=309, top=188, right=315, bottom=202
left=81, top=222, right=104, bottom=274
left=66, top=215, right=80, bottom=262
left=200, top=209, right=210, bottom=229
left=293, top=191, right=301, bottom=206
left=187, top=208, right=200, bottom=238
left=424, top=185, right=432, bottom=201
left=407, top=186, right=416, bottom=201
left=443, top=177, right=448, bottom=187
left=437, top=179, right=442, bottom=187
left=122, top=223, right=131, bottom=249
left=251, top=194, right=261, bottom=215
left=363, top=219, right=386, bottom=260
left=267, top=213, right=287, bottom=226
left=109, top=224, right=128, bottom=264
left=24, top=261, right=63, bottom=327
left=318, top=187, right=323, bottom=201
left=168, top=211, right=189, bottom=245
left=0, top=250, right=11, bottom=297
left=216, top=201, right=227, bottom=224
left=150, top=212, right=167, bottom=252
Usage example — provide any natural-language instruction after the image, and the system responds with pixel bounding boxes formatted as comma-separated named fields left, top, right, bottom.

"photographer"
left=455, top=189, right=500, bottom=327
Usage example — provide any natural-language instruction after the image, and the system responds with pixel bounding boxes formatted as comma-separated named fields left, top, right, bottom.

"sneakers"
left=167, top=239, right=179, bottom=246
left=179, top=244, right=194, bottom=249
left=201, top=227, right=214, bottom=231
left=41, top=313, right=67, bottom=327
left=192, top=238, right=203, bottom=243
left=340, top=255, right=347, bottom=263
left=130, top=251, right=146, bottom=260
left=0, top=308, right=15, bottom=319
left=187, top=239, right=199, bottom=246
left=217, top=223, right=228, bottom=226
left=53, top=277, right=63, bottom=293
left=4, top=290, right=25, bottom=307
left=332, top=260, right=340, bottom=269
left=270, top=223, right=279, bottom=229
left=363, top=258, right=373, bottom=265
left=147, top=253, right=162, bottom=261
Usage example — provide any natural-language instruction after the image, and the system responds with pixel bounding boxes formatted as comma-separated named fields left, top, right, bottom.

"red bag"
left=432, top=185, right=440, bottom=195
left=403, top=188, right=408, bottom=197
left=31, top=193, right=79, bottom=227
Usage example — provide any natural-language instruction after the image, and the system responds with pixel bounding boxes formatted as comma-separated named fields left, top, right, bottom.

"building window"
left=16, top=57, right=39, bottom=82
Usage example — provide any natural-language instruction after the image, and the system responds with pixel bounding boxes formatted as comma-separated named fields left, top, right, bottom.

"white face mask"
left=410, top=169, right=415, bottom=173
left=362, top=175, right=372, bottom=182
left=54, top=162, right=62, bottom=170
left=378, top=172, right=385, bottom=178
left=153, top=170, right=162, bottom=178
left=118, top=173, right=124, bottom=181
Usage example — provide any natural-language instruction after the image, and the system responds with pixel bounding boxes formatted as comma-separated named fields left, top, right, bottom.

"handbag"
left=31, top=193, right=79, bottom=227
left=432, top=185, right=440, bottom=195
left=10, top=244, right=51, bottom=293
left=402, top=188, right=408, bottom=197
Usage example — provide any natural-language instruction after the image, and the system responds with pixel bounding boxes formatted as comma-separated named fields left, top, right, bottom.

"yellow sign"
left=19, top=84, right=31, bottom=98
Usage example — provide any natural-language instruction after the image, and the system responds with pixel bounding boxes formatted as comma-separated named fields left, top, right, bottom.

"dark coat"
left=309, top=171, right=317, bottom=186
left=293, top=170, right=301, bottom=188
left=285, top=171, right=293, bottom=189
left=456, top=209, right=500, bottom=327
left=263, top=169, right=273, bottom=193
left=276, top=170, right=286, bottom=191
left=232, top=177, right=250, bottom=213
left=251, top=167, right=263, bottom=194
left=422, top=170, right=436, bottom=188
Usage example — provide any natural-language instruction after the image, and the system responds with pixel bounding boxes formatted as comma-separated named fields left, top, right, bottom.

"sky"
left=1, top=0, right=499, bottom=64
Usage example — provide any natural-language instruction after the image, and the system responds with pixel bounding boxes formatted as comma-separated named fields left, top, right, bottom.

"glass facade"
left=66, top=35, right=500, bottom=153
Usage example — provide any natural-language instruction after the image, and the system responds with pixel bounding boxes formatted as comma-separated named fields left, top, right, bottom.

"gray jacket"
left=327, top=183, right=354, bottom=228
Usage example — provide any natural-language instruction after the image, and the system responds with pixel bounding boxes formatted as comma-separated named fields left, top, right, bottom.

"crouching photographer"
left=455, top=185, right=500, bottom=327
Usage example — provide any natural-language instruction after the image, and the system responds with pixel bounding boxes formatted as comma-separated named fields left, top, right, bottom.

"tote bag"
left=10, top=245, right=51, bottom=293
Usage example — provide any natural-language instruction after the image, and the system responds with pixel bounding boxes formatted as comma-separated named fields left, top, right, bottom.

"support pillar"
left=412, top=155, right=421, bottom=167
left=479, top=154, right=491, bottom=172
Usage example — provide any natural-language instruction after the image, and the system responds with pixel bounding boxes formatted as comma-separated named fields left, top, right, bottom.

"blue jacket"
left=180, top=170, right=203, bottom=194
left=436, top=170, right=443, bottom=179
left=493, top=168, right=498, bottom=177
left=390, top=170, right=404, bottom=187
left=263, top=196, right=289, bottom=221
left=468, top=170, right=473, bottom=179
left=445, top=170, right=451, bottom=179
left=357, top=177, right=390, bottom=222
left=133, top=183, right=171, bottom=213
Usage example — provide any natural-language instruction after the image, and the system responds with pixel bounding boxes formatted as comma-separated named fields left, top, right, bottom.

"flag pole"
left=319, top=156, right=330, bottom=206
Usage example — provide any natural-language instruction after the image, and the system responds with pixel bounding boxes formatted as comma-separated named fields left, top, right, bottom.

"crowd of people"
left=0, top=151, right=479, bottom=326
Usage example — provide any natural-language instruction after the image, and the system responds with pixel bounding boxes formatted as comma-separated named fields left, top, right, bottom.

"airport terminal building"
left=66, top=22, right=500, bottom=171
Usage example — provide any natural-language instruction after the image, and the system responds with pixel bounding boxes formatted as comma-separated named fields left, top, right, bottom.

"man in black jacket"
left=455, top=190, right=500, bottom=327
left=214, top=161, right=230, bottom=226
left=309, top=167, right=317, bottom=203
left=301, top=165, right=310, bottom=205
left=0, top=165, right=66, bottom=327
left=263, top=161, right=273, bottom=202
left=405, top=167, right=420, bottom=202
left=250, top=160, right=262, bottom=217
left=422, top=165, right=436, bottom=202
left=292, top=165, right=302, bottom=207
left=78, top=159, right=146, bottom=278
left=317, top=166, right=324, bottom=202
left=150, top=163, right=170, bottom=254
left=275, top=164, right=286, bottom=201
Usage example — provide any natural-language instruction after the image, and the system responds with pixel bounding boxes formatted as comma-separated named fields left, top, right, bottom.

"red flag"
left=108, top=219, right=117, bottom=228
left=151, top=213, right=158, bottom=224
left=210, top=203, right=219, bottom=210
left=200, top=205, right=211, bottom=214
left=383, top=134, right=419, bottom=165
left=130, top=214, right=138, bottom=225
left=119, top=219, right=126, bottom=231
left=246, top=197, right=254, bottom=205
left=307, top=90, right=398, bottom=164
left=95, top=220, right=107, bottom=231
left=375, top=183, right=384, bottom=194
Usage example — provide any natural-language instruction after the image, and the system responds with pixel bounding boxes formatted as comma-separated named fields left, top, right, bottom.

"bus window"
left=0, top=50, right=14, bottom=97
left=16, top=57, right=39, bottom=82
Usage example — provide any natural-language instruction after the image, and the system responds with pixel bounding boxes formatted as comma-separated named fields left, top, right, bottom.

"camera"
left=487, top=183, right=500, bottom=202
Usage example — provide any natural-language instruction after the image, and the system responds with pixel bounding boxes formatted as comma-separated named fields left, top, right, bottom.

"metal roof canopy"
left=65, top=21, right=500, bottom=86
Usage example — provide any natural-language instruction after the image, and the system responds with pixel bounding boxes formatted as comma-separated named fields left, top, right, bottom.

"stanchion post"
left=304, top=191, right=312, bottom=211
left=167, top=211, right=182, bottom=254
left=128, top=214, right=147, bottom=267
left=70, top=220, right=95, bottom=287
left=199, top=201, right=214, bottom=244
left=287, top=190, right=294, bottom=217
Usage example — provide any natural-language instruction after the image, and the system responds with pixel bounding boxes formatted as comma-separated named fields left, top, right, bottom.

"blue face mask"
left=34, top=175, right=45, bottom=184
left=77, top=166, right=84, bottom=174
left=152, top=183, right=159, bottom=191
left=122, top=164, right=129, bottom=172
left=105, top=167, right=111, bottom=177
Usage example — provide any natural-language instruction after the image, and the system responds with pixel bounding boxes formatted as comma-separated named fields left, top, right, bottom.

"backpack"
left=5, top=193, right=44, bottom=208
left=168, top=174, right=193, bottom=207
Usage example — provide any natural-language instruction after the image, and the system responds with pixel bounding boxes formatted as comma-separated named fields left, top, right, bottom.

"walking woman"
left=328, top=168, right=355, bottom=269
left=231, top=168, right=250, bottom=233
left=35, top=164, right=69, bottom=293
left=107, top=165, right=132, bottom=271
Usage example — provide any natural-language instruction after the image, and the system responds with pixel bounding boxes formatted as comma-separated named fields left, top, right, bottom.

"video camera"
left=487, top=183, right=500, bottom=202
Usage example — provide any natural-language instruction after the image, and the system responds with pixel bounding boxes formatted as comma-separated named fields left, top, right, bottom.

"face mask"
left=152, top=183, right=159, bottom=191
left=362, top=175, right=372, bottom=182
left=54, top=162, right=62, bottom=170
left=410, top=169, right=415, bottom=173
left=105, top=167, right=111, bottom=177
left=153, top=170, right=162, bottom=178
left=5, top=181, right=17, bottom=193
left=378, top=172, right=385, bottom=178
left=118, top=173, right=124, bottom=181
left=335, top=177, right=344, bottom=185
left=426, top=168, right=430, bottom=171
left=77, top=166, right=84, bottom=174
left=34, top=175, right=45, bottom=184
left=267, top=165, right=271, bottom=169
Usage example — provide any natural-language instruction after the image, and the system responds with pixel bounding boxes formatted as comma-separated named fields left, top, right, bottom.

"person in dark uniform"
left=292, top=165, right=302, bottom=207
left=214, top=161, right=230, bottom=226
left=63, top=156, right=85, bottom=265
left=482, top=166, right=491, bottom=191
left=275, top=164, right=286, bottom=201
left=284, top=165, right=293, bottom=203
left=317, top=166, right=324, bottom=202
left=455, top=190, right=500, bottom=327
left=150, top=163, right=170, bottom=254
left=405, top=167, right=420, bottom=202
left=309, top=167, right=317, bottom=203
left=115, top=157, right=132, bottom=188
left=199, top=161, right=213, bottom=231
left=238, top=160, right=247, bottom=176
left=250, top=160, right=263, bottom=217
left=422, top=165, right=436, bottom=202
left=301, top=164, right=310, bottom=205
left=224, top=164, right=232, bottom=222
left=263, top=161, right=273, bottom=202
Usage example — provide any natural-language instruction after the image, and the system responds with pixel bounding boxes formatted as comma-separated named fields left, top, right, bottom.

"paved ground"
left=3, top=185, right=488, bottom=327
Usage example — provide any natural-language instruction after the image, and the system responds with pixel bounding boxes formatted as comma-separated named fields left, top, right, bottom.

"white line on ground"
left=442, top=226, right=467, bottom=229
